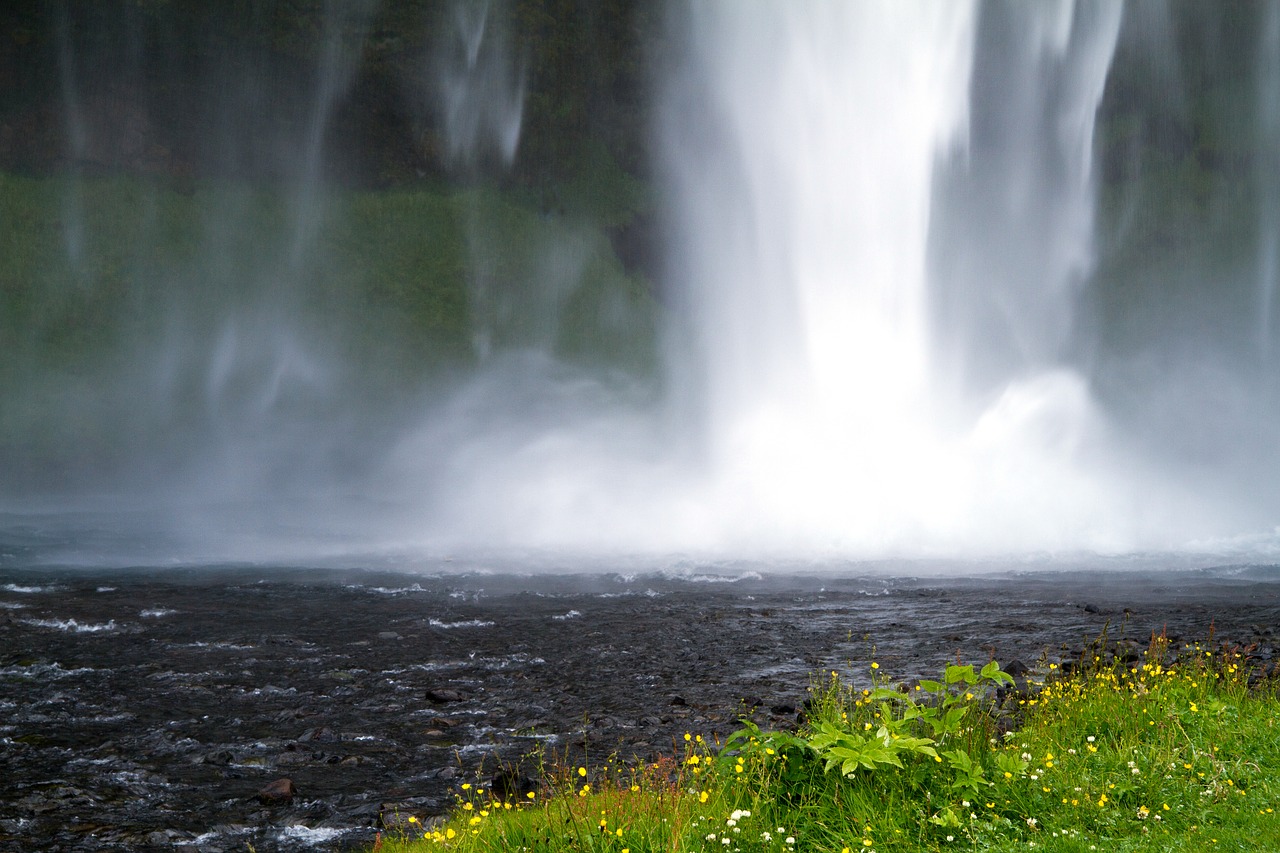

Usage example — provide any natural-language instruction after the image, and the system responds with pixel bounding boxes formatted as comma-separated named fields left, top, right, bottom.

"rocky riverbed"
left=3, top=562, right=1279, bottom=852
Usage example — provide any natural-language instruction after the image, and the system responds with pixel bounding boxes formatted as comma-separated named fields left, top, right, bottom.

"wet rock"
left=426, top=688, right=468, bottom=704
left=1003, top=659, right=1030, bottom=678
left=257, top=778, right=297, bottom=806
left=300, top=726, right=340, bottom=743
left=489, top=768, right=537, bottom=802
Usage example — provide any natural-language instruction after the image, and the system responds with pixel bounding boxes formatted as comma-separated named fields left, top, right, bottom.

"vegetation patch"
left=375, top=635, right=1280, bottom=852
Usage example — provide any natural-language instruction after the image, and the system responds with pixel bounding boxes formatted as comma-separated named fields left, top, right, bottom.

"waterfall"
left=660, top=1, right=1140, bottom=554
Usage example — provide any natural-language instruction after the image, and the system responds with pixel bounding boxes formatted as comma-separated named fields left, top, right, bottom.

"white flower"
left=785, top=837, right=796, bottom=845
left=706, top=833, right=717, bottom=841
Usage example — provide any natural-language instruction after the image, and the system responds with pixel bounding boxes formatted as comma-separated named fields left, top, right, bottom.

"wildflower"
left=578, top=767, right=587, bottom=777
left=1137, top=806, right=1150, bottom=819
left=871, top=662, right=880, bottom=670
left=785, top=837, right=796, bottom=845
left=408, top=816, right=418, bottom=824
left=699, top=790, right=709, bottom=803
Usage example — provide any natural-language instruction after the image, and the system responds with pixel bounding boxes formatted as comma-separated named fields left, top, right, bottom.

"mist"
left=3, top=1, right=1280, bottom=567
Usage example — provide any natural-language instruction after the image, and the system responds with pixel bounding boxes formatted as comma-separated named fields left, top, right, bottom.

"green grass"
left=374, top=636, right=1280, bottom=852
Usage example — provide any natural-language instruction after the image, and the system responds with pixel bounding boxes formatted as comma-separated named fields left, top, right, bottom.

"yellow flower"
left=578, top=767, right=587, bottom=777
left=871, top=662, right=880, bottom=670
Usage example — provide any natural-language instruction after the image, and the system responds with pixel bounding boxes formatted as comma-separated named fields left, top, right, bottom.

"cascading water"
left=8, top=2, right=1280, bottom=563
left=656, top=1, right=1149, bottom=555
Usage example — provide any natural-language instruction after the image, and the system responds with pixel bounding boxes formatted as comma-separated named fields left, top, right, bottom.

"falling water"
left=1258, top=4, right=1280, bottom=356
left=657, top=1, right=1159, bottom=555
left=9, top=2, right=1280, bottom=563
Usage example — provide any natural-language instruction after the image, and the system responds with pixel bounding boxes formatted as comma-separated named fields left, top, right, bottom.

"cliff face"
left=0, top=0, right=658, bottom=190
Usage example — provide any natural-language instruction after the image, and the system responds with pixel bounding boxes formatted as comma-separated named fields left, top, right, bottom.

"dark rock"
left=426, top=688, right=468, bottom=704
left=378, top=802, right=424, bottom=831
left=257, top=778, right=296, bottom=806
left=300, top=726, right=340, bottom=743
left=203, top=750, right=235, bottom=766
left=489, top=768, right=537, bottom=802
left=1002, top=659, right=1030, bottom=678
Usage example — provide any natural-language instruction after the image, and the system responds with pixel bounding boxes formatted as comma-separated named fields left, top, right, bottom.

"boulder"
left=257, top=778, right=297, bottom=806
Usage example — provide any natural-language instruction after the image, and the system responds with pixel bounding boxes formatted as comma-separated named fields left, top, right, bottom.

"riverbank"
left=3, top=564, right=1278, bottom=851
